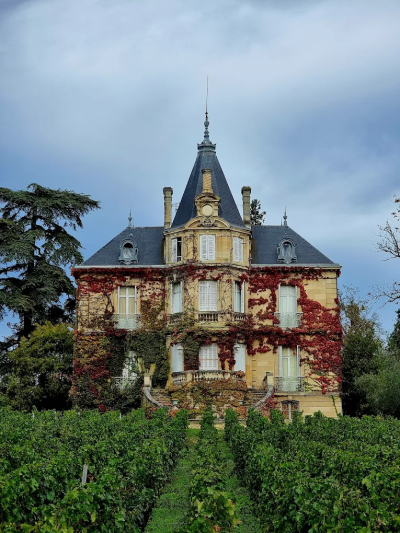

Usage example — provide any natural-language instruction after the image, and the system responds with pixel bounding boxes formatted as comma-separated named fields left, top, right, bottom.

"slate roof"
left=171, top=120, right=244, bottom=228
left=251, top=225, right=337, bottom=266
left=82, top=227, right=164, bottom=266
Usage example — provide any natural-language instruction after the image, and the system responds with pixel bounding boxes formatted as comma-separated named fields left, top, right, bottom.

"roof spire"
left=197, top=77, right=216, bottom=152
left=128, top=209, right=133, bottom=228
left=283, top=207, right=288, bottom=226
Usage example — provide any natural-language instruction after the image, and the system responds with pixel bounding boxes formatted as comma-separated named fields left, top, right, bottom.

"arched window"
left=119, top=238, right=138, bottom=264
left=281, top=400, right=299, bottom=420
left=277, top=238, right=297, bottom=264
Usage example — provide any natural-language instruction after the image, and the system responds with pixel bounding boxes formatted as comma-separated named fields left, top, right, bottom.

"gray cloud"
left=0, top=0, right=399, bottom=336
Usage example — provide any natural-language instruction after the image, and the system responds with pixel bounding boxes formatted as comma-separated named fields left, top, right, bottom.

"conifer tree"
left=0, top=183, right=100, bottom=343
left=250, top=198, right=266, bottom=226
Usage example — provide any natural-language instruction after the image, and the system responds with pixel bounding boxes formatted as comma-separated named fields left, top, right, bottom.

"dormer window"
left=119, top=238, right=138, bottom=264
left=277, top=238, right=297, bottom=264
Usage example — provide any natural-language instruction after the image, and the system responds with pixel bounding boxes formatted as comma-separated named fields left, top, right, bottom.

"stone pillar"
left=241, top=186, right=251, bottom=228
left=163, top=187, right=173, bottom=229
left=202, top=168, right=213, bottom=193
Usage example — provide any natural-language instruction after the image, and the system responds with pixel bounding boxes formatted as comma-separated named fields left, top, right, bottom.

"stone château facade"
left=72, top=114, right=342, bottom=418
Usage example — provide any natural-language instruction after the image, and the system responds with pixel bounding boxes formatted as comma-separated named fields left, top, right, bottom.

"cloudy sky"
left=0, top=0, right=399, bottom=337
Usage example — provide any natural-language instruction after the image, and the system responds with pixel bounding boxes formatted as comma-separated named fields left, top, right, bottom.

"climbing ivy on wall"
left=72, top=263, right=341, bottom=410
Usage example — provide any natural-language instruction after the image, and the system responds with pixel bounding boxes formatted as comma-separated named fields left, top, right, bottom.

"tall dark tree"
left=339, top=288, right=382, bottom=417
left=0, top=183, right=100, bottom=343
left=250, top=198, right=266, bottom=226
left=388, top=309, right=400, bottom=354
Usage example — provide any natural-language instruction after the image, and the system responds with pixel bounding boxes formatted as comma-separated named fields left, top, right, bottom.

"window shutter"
left=199, top=281, right=208, bottom=311
left=296, top=345, right=300, bottom=377
left=171, top=238, right=177, bottom=263
left=200, top=235, right=207, bottom=260
left=170, top=283, right=174, bottom=314
left=233, top=237, right=239, bottom=261
left=278, top=346, right=283, bottom=377
left=207, top=235, right=215, bottom=260
left=174, top=282, right=182, bottom=313
left=241, top=282, right=245, bottom=312
left=239, top=238, right=244, bottom=262
left=210, top=343, right=218, bottom=369
left=209, top=281, right=218, bottom=311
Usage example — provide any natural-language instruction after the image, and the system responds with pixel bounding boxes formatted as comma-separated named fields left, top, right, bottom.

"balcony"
left=274, top=377, right=305, bottom=393
left=113, top=375, right=137, bottom=389
left=274, top=312, right=303, bottom=329
left=171, top=370, right=246, bottom=385
left=113, top=314, right=141, bottom=330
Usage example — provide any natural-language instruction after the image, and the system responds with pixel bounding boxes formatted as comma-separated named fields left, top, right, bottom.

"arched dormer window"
left=119, top=238, right=138, bottom=264
left=277, top=238, right=297, bottom=264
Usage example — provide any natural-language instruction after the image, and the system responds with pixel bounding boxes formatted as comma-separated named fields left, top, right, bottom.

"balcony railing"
left=231, top=312, right=248, bottom=321
left=275, top=377, right=305, bottom=392
left=113, top=376, right=138, bottom=389
left=274, top=312, right=303, bottom=329
left=113, top=314, right=141, bottom=330
left=171, top=370, right=245, bottom=385
left=197, top=312, right=220, bottom=323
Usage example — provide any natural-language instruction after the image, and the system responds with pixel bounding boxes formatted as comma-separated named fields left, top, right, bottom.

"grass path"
left=145, top=427, right=262, bottom=533
left=144, top=429, right=198, bottom=533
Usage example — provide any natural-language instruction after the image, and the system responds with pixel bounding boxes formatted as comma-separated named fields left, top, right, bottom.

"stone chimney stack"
left=163, top=187, right=173, bottom=229
left=241, top=186, right=251, bottom=228
left=202, top=168, right=213, bottom=193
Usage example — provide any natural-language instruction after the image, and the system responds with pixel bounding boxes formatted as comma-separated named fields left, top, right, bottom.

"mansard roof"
left=251, top=225, right=338, bottom=266
left=171, top=116, right=245, bottom=229
left=82, top=227, right=164, bottom=266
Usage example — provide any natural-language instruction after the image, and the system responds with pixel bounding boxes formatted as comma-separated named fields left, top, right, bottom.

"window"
left=200, top=234, right=216, bottom=260
left=281, top=400, right=299, bottom=420
left=170, top=281, right=183, bottom=314
left=199, top=344, right=218, bottom=370
left=119, top=239, right=138, bottom=264
left=234, top=281, right=245, bottom=313
left=117, top=287, right=139, bottom=329
left=278, top=285, right=298, bottom=328
left=277, top=239, right=297, bottom=264
left=233, top=343, right=246, bottom=372
left=171, top=237, right=182, bottom=262
left=278, top=346, right=300, bottom=391
left=171, top=343, right=183, bottom=373
left=199, top=281, right=218, bottom=311
left=233, top=237, right=244, bottom=262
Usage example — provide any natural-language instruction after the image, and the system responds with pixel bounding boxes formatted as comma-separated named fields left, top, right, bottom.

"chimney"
left=241, top=186, right=251, bottom=228
left=202, top=168, right=213, bottom=193
left=163, top=187, right=173, bottom=229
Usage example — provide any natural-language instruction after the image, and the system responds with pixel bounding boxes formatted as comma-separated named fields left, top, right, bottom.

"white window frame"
left=233, top=343, right=246, bottom=372
left=278, top=284, right=298, bottom=328
left=199, top=280, right=218, bottom=311
left=170, top=281, right=183, bottom=314
left=199, top=344, right=218, bottom=370
left=118, top=286, right=138, bottom=315
left=200, top=234, right=216, bottom=260
left=171, top=343, right=183, bottom=373
left=278, top=345, right=301, bottom=391
left=233, top=237, right=244, bottom=262
left=171, top=237, right=182, bottom=263
left=233, top=281, right=245, bottom=313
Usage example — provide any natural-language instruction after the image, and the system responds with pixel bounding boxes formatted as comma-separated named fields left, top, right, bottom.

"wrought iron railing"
left=113, top=314, right=141, bottom=330
left=231, top=312, right=248, bottom=321
left=274, top=312, right=303, bottom=329
left=274, top=376, right=305, bottom=392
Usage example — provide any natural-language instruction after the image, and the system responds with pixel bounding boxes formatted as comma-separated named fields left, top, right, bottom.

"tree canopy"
left=250, top=198, right=266, bottom=226
left=0, top=183, right=100, bottom=343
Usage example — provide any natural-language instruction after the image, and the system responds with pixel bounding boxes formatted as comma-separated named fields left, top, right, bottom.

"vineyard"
left=1, top=407, right=400, bottom=532
left=225, top=409, right=400, bottom=532
left=0, top=408, right=188, bottom=532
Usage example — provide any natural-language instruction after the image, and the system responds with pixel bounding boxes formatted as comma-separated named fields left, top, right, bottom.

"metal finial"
left=204, top=76, right=210, bottom=141
left=283, top=207, right=288, bottom=226
left=128, top=209, right=132, bottom=228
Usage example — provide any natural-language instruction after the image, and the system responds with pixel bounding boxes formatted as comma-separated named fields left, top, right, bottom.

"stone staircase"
left=243, top=388, right=269, bottom=407
left=150, top=388, right=172, bottom=407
